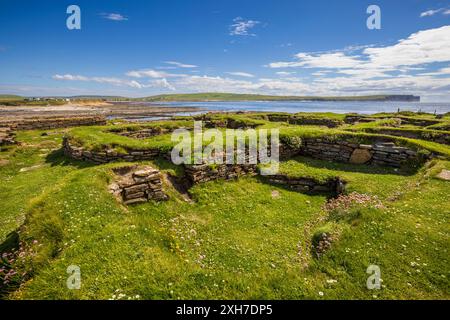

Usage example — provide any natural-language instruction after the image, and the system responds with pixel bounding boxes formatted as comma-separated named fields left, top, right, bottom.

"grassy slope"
left=0, top=131, right=80, bottom=242
left=0, top=129, right=448, bottom=299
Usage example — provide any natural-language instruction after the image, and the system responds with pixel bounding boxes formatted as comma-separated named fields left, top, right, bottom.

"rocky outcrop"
left=0, top=127, right=16, bottom=146
left=0, top=116, right=106, bottom=131
left=109, top=165, right=168, bottom=205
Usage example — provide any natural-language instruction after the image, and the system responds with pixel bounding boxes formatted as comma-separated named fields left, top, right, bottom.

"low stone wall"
left=64, top=134, right=422, bottom=168
left=184, top=163, right=258, bottom=184
left=399, top=118, right=440, bottom=127
left=0, top=116, right=106, bottom=131
left=63, top=137, right=165, bottom=164
left=344, top=116, right=378, bottom=124
left=267, top=114, right=343, bottom=128
left=366, top=129, right=449, bottom=145
left=344, top=115, right=440, bottom=127
left=302, top=138, right=419, bottom=167
left=112, top=127, right=171, bottom=139
left=265, top=175, right=346, bottom=195
left=109, top=165, right=168, bottom=205
left=0, top=127, right=16, bottom=146
left=202, top=119, right=260, bottom=129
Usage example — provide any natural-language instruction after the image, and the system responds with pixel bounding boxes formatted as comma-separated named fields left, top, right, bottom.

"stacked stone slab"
left=265, top=175, right=346, bottom=195
left=63, top=137, right=165, bottom=164
left=267, top=114, right=343, bottom=128
left=370, top=142, right=418, bottom=167
left=184, top=163, right=258, bottom=184
left=344, top=116, right=379, bottom=124
left=0, top=127, right=16, bottom=146
left=302, top=138, right=358, bottom=162
left=110, top=166, right=168, bottom=205
left=302, top=138, right=419, bottom=167
left=114, top=127, right=171, bottom=139
left=0, top=116, right=106, bottom=131
left=64, top=134, right=422, bottom=169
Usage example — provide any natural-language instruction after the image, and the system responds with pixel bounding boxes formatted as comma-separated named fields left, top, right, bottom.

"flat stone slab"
left=110, top=165, right=168, bottom=204
left=436, top=169, right=450, bottom=181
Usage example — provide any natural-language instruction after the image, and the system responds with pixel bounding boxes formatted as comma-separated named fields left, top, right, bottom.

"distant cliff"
left=381, top=95, right=420, bottom=102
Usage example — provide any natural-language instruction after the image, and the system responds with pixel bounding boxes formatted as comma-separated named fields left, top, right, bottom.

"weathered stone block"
left=349, top=148, right=372, bottom=164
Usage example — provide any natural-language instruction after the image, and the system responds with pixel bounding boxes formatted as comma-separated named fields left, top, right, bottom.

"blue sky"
left=1, top=0, right=450, bottom=101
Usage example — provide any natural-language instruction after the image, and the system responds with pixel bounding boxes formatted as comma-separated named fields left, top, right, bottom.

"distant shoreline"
left=0, top=93, right=421, bottom=104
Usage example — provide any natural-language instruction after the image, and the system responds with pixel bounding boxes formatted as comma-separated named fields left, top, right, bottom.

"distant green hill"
left=0, top=93, right=421, bottom=103
left=136, top=93, right=420, bottom=102
left=0, top=94, right=24, bottom=101
left=66, top=95, right=128, bottom=101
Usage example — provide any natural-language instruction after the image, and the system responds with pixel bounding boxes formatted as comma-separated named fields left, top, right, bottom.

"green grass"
left=0, top=95, right=23, bottom=102
left=65, top=118, right=450, bottom=159
left=276, top=156, right=418, bottom=197
left=1, top=117, right=449, bottom=300
left=0, top=130, right=80, bottom=243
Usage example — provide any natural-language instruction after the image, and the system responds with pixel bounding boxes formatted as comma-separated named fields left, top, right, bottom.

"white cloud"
left=151, top=78, right=176, bottom=91
left=420, top=9, right=442, bottom=18
left=229, top=17, right=260, bottom=36
left=269, top=26, right=450, bottom=78
left=126, top=70, right=169, bottom=79
left=53, top=74, right=88, bottom=81
left=420, top=7, right=450, bottom=17
left=363, top=26, right=450, bottom=68
left=269, top=52, right=362, bottom=69
left=164, top=61, right=198, bottom=68
left=101, top=13, right=128, bottom=21
left=276, top=71, right=296, bottom=76
left=420, top=9, right=443, bottom=17
left=225, top=72, right=255, bottom=78
left=51, top=69, right=450, bottom=101
left=125, top=69, right=187, bottom=79
left=53, top=74, right=143, bottom=88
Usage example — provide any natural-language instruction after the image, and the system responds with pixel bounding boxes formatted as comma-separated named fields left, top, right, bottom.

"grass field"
left=0, top=120, right=449, bottom=299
